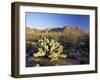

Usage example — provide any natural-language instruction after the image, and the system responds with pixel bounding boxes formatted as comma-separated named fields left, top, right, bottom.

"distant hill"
left=26, top=25, right=88, bottom=45
left=26, top=25, right=84, bottom=33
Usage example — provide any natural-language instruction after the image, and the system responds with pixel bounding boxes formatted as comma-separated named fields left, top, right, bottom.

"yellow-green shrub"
left=33, top=37, right=67, bottom=62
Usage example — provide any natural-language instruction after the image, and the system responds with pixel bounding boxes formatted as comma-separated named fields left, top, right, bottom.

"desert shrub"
left=26, top=27, right=89, bottom=66
left=33, top=37, right=67, bottom=62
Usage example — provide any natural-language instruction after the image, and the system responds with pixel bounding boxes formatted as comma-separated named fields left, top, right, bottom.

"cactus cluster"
left=33, top=37, right=67, bottom=62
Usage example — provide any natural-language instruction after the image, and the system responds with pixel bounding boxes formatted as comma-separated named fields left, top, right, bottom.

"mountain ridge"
left=26, top=25, right=84, bottom=33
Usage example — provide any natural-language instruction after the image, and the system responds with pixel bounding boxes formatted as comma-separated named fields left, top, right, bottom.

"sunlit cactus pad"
left=32, top=38, right=67, bottom=66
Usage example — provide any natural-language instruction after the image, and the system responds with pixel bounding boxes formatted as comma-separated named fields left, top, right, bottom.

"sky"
left=25, top=12, right=89, bottom=31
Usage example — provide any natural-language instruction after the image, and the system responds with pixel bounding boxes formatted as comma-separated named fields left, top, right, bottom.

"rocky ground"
left=26, top=46, right=89, bottom=67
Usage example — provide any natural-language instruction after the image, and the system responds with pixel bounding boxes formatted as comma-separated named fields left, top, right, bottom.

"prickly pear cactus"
left=33, top=37, right=67, bottom=62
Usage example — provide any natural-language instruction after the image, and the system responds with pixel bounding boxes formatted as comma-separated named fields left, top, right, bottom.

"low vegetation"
left=26, top=26, right=89, bottom=67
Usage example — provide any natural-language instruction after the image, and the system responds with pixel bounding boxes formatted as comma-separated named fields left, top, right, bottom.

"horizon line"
left=26, top=25, right=89, bottom=32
